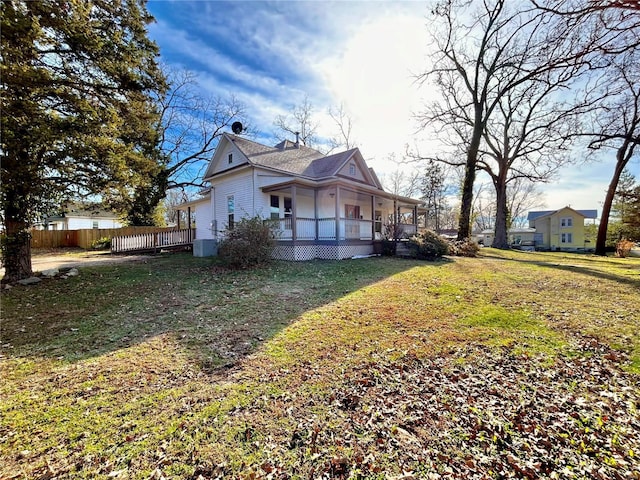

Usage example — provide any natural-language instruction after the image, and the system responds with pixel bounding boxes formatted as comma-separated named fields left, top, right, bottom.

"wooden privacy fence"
left=111, top=229, right=195, bottom=253
left=31, top=227, right=179, bottom=249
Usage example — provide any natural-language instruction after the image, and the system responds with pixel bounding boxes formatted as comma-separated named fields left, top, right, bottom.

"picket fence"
left=31, top=227, right=178, bottom=249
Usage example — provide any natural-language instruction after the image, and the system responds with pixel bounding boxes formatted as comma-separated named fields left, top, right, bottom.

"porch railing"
left=267, top=217, right=375, bottom=241
left=397, top=223, right=417, bottom=237
left=341, top=218, right=373, bottom=240
left=111, top=228, right=195, bottom=253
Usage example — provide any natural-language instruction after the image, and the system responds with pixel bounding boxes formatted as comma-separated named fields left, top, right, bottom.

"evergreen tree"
left=1, top=0, right=166, bottom=281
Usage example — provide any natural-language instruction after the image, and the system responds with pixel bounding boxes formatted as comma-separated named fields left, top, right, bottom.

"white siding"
left=212, top=171, right=255, bottom=231
left=193, top=201, right=213, bottom=240
left=211, top=143, right=249, bottom=176
left=338, top=160, right=367, bottom=182
left=66, top=217, right=123, bottom=229
left=295, top=194, right=315, bottom=218
left=255, top=171, right=294, bottom=189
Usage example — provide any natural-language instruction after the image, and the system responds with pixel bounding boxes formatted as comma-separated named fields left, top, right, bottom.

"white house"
left=180, top=133, right=424, bottom=260
left=41, top=203, right=124, bottom=230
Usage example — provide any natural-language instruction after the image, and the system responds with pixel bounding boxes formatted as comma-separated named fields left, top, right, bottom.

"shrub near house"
left=218, top=216, right=275, bottom=268
left=407, top=231, right=450, bottom=260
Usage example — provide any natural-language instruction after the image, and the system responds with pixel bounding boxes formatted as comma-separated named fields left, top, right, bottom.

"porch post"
left=394, top=199, right=398, bottom=239
left=371, top=195, right=375, bottom=239
left=414, top=205, right=418, bottom=233
left=187, top=207, right=192, bottom=241
left=177, top=210, right=181, bottom=230
left=314, top=189, right=318, bottom=241
left=291, top=185, right=297, bottom=241
left=334, top=186, right=340, bottom=241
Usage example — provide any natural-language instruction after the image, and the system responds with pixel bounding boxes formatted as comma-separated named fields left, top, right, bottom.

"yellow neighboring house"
left=527, top=207, right=597, bottom=251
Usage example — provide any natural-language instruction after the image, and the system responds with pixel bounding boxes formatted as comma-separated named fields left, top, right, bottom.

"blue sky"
left=146, top=0, right=639, bottom=215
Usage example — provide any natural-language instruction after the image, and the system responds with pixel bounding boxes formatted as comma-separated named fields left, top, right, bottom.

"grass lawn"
left=1, top=249, right=638, bottom=479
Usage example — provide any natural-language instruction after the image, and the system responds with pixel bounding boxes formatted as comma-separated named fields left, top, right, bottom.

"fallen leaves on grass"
left=219, top=342, right=639, bottom=479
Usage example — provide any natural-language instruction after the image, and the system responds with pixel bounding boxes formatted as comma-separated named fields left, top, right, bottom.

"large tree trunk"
left=2, top=218, right=33, bottom=283
left=492, top=175, right=510, bottom=249
left=457, top=118, right=483, bottom=240
left=595, top=147, right=630, bottom=255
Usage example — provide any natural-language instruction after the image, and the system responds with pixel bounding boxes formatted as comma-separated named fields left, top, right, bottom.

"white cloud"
left=316, top=9, right=439, bottom=173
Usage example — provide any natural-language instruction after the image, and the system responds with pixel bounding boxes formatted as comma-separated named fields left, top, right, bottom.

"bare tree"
left=478, top=72, right=586, bottom=248
left=158, top=68, right=248, bottom=190
left=471, top=178, right=545, bottom=232
left=163, top=189, right=191, bottom=226
left=507, top=178, right=546, bottom=228
left=420, top=160, right=454, bottom=232
left=470, top=182, right=496, bottom=232
left=590, top=50, right=640, bottom=255
left=327, top=103, right=357, bottom=152
left=415, top=0, right=607, bottom=241
left=380, top=154, right=422, bottom=198
left=273, top=95, right=319, bottom=147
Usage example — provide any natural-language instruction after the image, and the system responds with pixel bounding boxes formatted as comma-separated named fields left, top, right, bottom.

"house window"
left=560, top=217, right=573, bottom=227
left=228, top=153, right=233, bottom=164
left=283, top=197, right=292, bottom=218
left=227, top=195, right=234, bottom=229
left=349, top=163, right=356, bottom=175
left=92, top=221, right=99, bottom=229
left=270, top=195, right=280, bottom=220
left=561, top=233, right=573, bottom=243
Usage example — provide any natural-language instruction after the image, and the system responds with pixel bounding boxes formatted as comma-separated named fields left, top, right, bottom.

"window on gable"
left=228, top=153, right=233, bottom=164
left=349, top=163, right=356, bottom=175
left=561, top=233, right=573, bottom=243
left=560, top=217, right=573, bottom=227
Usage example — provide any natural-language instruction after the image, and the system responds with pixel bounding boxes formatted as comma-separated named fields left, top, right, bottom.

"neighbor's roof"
left=528, top=208, right=597, bottom=221
left=481, top=227, right=536, bottom=234
left=47, top=202, right=120, bottom=220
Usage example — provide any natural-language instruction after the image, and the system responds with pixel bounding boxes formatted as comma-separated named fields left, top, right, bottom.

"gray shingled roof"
left=227, top=134, right=334, bottom=178
left=528, top=209, right=598, bottom=221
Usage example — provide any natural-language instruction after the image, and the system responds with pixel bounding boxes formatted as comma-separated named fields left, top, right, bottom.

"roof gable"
left=203, top=135, right=252, bottom=178
left=203, top=134, right=382, bottom=189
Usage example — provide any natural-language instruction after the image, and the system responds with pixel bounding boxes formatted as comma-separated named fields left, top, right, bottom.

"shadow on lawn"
left=1, top=253, right=439, bottom=369
left=483, top=250, right=640, bottom=289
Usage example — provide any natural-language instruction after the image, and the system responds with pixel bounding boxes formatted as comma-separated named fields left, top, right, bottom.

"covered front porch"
left=262, top=182, right=422, bottom=243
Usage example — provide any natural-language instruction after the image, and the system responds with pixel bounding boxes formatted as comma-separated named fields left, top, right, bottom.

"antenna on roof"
left=231, top=121, right=244, bottom=135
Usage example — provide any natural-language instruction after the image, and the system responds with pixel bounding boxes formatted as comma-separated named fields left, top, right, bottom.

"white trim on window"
left=227, top=195, right=235, bottom=229
left=561, top=232, right=573, bottom=243
left=560, top=217, right=573, bottom=227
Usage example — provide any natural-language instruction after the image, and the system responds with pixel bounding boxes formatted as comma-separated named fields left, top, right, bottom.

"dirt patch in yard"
left=1, top=248, right=154, bottom=278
